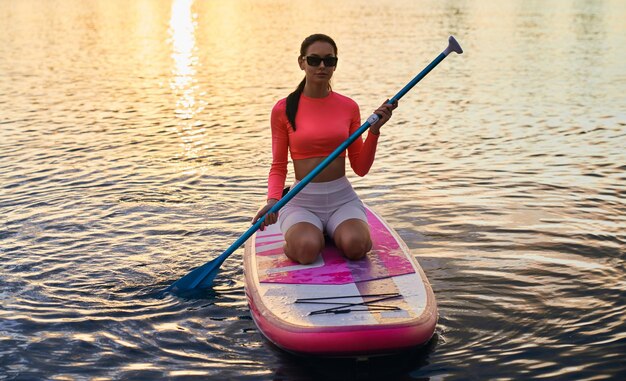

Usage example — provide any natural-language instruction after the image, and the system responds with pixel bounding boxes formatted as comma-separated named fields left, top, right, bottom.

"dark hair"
left=286, top=34, right=338, bottom=131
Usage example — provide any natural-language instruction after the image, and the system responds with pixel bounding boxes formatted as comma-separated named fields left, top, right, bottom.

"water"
left=1, top=0, right=625, bottom=379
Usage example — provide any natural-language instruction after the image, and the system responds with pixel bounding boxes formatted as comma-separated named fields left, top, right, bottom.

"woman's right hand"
left=252, top=198, right=279, bottom=231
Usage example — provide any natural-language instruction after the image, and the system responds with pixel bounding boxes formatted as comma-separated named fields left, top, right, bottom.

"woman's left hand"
left=369, top=100, right=398, bottom=135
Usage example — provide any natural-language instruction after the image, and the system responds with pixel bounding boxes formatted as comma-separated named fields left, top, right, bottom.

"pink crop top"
left=267, top=91, right=379, bottom=200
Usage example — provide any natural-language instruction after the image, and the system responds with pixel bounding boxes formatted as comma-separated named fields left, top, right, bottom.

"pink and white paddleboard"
left=244, top=204, right=437, bottom=357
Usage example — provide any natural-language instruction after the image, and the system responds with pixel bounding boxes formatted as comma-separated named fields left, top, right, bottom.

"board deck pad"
left=254, top=209, right=416, bottom=284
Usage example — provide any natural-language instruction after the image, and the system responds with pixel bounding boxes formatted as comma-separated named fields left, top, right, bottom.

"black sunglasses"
left=304, top=56, right=338, bottom=67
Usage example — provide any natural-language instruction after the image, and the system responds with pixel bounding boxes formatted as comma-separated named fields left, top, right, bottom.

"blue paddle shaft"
left=169, top=37, right=461, bottom=292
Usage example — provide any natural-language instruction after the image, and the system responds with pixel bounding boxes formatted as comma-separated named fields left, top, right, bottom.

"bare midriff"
left=293, top=157, right=345, bottom=182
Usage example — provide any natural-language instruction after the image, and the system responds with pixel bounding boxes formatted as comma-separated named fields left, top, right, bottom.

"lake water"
left=1, top=0, right=625, bottom=379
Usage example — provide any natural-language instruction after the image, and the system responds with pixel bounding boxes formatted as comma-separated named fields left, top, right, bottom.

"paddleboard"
left=244, top=204, right=437, bottom=357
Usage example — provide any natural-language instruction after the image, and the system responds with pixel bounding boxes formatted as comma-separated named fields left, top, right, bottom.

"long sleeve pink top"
left=267, top=91, right=379, bottom=200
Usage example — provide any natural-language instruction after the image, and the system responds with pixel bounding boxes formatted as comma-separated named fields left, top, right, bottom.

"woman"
left=252, top=34, right=397, bottom=265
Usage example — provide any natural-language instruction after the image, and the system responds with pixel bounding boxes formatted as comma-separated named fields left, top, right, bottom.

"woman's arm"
left=267, top=101, right=289, bottom=200
left=253, top=101, right=289, bottom=230
left=348, top=100, right=397, bottom=176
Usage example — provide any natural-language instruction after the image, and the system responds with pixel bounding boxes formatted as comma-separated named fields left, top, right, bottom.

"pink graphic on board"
left=255, top=209, right=415, bottom=285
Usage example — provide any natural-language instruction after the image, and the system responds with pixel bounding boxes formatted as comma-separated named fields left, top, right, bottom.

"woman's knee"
left=333, top=221, right=371, bottom=260
left=293, top=237, right=323, bottom=264
left=285, top=224, right=324, bottom=265
left=340, top=237, right=370, bottom=260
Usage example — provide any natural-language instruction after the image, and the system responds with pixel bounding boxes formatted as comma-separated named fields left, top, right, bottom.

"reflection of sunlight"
left=170, top=0, right=196, bottom=94
left=169, top=0, right=203, bottom=160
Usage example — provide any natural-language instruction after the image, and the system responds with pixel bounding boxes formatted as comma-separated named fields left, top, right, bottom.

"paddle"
left=166, top=36, right=463, bottom=294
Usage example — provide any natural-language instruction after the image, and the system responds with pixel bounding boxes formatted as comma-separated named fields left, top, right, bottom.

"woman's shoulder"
left=271, top=98, right=288, bottom=124
left=272, top=97, right=288, bottom=110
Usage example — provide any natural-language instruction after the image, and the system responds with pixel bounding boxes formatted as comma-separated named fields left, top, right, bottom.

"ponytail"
left=286, top=77, right=306, bottom=131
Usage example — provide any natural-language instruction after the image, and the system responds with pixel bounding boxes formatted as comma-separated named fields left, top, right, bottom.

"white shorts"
left=279, top=176, right=367, bottom=237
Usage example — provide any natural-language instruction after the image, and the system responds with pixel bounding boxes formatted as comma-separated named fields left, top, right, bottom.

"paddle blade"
left=167, top=221, right=259, bottom=295
left=166, top=257, right=223, bottom=294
